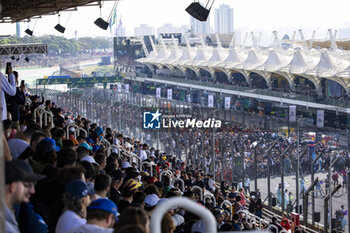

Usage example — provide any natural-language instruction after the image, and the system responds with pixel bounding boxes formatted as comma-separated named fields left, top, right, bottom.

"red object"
left=291, top=213, right=300, bottom=233
left=281, top=219, right=291, bottom=230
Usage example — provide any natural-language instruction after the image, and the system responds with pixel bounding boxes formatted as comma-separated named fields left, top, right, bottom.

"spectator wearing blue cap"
left=55, top=180, right=95, bottom=233
left=30, top=138, right=59, bottom=175
left=68, top=198, right=117, bottom=233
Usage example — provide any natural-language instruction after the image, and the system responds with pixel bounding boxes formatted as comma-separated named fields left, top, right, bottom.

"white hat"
left=121, top=161, right=131, bottom=169
left=81, top=155, right=98, bottom=165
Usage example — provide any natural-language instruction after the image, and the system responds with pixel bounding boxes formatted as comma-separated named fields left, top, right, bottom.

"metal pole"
left=348, top=170, right=350, bottom=233
left=296, top=118, right=300, bottom=213
left=212, top=128, right=215, bottom=181
left=329, top=156, right=332, bottom=233
left=254, top=145, right=258, bottom=191
left=311, top=153, right=323, bottom=225
left=280, top=144, right=291, bottom=213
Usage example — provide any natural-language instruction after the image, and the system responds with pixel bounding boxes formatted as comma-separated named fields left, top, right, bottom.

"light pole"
left=311, top=152, right=323, bottom=225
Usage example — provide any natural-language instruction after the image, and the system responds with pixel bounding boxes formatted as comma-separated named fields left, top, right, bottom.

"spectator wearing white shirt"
left=1, top=68, right=17, bottom=120
left=139, top=144, right=148, bottom=161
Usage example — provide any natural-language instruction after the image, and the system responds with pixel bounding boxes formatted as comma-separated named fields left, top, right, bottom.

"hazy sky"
left=1, top=0, right=350, bottom=40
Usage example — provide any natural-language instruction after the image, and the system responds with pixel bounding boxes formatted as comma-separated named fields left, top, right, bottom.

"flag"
left=111, top=8, right=117, bottom=26
left=118, top=17, right=122, bottom=28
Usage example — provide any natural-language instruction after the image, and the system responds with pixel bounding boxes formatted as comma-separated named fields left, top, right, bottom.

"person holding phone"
left=7, top=71, right=26, bottom=128
left=1, top=62, right=16, bottom=120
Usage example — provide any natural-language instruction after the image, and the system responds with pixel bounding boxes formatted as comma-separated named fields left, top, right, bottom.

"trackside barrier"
left=191, top=185, right=203, bottom=201
left=141, top=161, right=153, bottom=177
left=171, top=177, right=185, bottom=192
left=151, top=197, right=217, bottom=233
left=129, top=155, right=142, bottom=170
left=221, top=200, right=233, bottom=221
left=160, top=171, right=172, bottom=184
left=203, top=194, right=217, bottom=207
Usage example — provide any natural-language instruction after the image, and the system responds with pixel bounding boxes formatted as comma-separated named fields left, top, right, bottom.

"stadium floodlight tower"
left=185, top=0, right=216, bottom=21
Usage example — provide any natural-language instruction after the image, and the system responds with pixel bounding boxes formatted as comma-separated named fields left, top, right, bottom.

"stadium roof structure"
left=0, top=0, right=115, bottom=23
left=137, top=32, right=350, bottom=95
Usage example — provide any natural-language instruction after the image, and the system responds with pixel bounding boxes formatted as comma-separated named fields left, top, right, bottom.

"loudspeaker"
left=54, top=24, right=66, bottom=33
left=314, top=212, right=320, bottom=222
left=25, top=28, right=33, bottom=36
left=94, top=18, right=109, bottom=30
left=272, top=197, right=277, bottom=206
left=185, top=2, right=210, bottom=22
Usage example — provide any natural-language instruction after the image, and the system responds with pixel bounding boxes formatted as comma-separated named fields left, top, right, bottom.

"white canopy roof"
left=305, top=50, right=345, bottom=77
left=256, top=49, right=291, bottom=72
left=235, top=49, right=266, bottom=70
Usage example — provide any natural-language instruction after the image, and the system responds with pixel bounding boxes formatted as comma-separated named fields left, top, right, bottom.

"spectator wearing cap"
left=67, top=198, right=118, bottom=233
left=55, top=180, right=95, bottom=233
left=18, top=130, right=47, bottom=160
left=12, top=160, right=47, bottom=233
left=144, top=194, right=159, bottom=217
left=94, top=174, right=112, bottom=199
left=30, top=138, right=59, bottom=175
left=5, top=161, right=44, bottom=233
left=79, top=144, right=98, bottom=166
left=1, top=67, right=16, bottom=120
left=118, top=179, right=141, bottom=214
left=109, top=170, right=124, bottom=206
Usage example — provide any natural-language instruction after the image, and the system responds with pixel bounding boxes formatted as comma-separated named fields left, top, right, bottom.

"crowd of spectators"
left=1, top=65, right=348, bottom=233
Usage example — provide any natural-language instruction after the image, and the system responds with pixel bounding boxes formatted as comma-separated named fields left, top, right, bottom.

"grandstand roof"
left=0, top=0, right=115, bottom=23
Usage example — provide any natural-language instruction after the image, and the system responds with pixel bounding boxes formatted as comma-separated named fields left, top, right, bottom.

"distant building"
left=190, top=15, right=211, bottom=34
left=157, top=24, right=189, bottom=36
left=214, top=4, right=233, bottom=33
left=134, top=24, right=155, bottom=36
left=16, top=22, right=20, bottom=37
left=116, top=27, right=126, bottom=37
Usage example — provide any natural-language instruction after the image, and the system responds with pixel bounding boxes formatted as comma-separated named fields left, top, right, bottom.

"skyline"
left=0, top=0, right=350, bottom=40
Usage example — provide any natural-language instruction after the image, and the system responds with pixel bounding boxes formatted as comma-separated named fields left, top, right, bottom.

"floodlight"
left=185, top=1, right=215, bottom=22
left=94, top=18, right=109, bottom=30
left=25, top=28, right=33, bottom=36
left=54, top=24, right=66, bottom=33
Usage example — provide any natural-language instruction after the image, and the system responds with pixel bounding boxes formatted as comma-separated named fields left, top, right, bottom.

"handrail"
left=98, top=137, right=111, bottom=156
left=66, top=123, right=79, bottom=139
left=267, top=224, right=278, bottom=233
left=191, top=185, right=203, bottom=201
left=78, top=127, right=87, bottom=137
left=171, top=177, right=185, bottom=192
left=129, top=154, right=142, bottom=170
left=203, top=194, right=217, bottom=207
left=33, top=105, right=45, bottom=120
left=150, top=197, right=217, bottom=233
left=35, top=106, right=54, bottom=128
left=141, top=161, right=153, bottom=177
left=221, top=200, right=233, bottom=221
